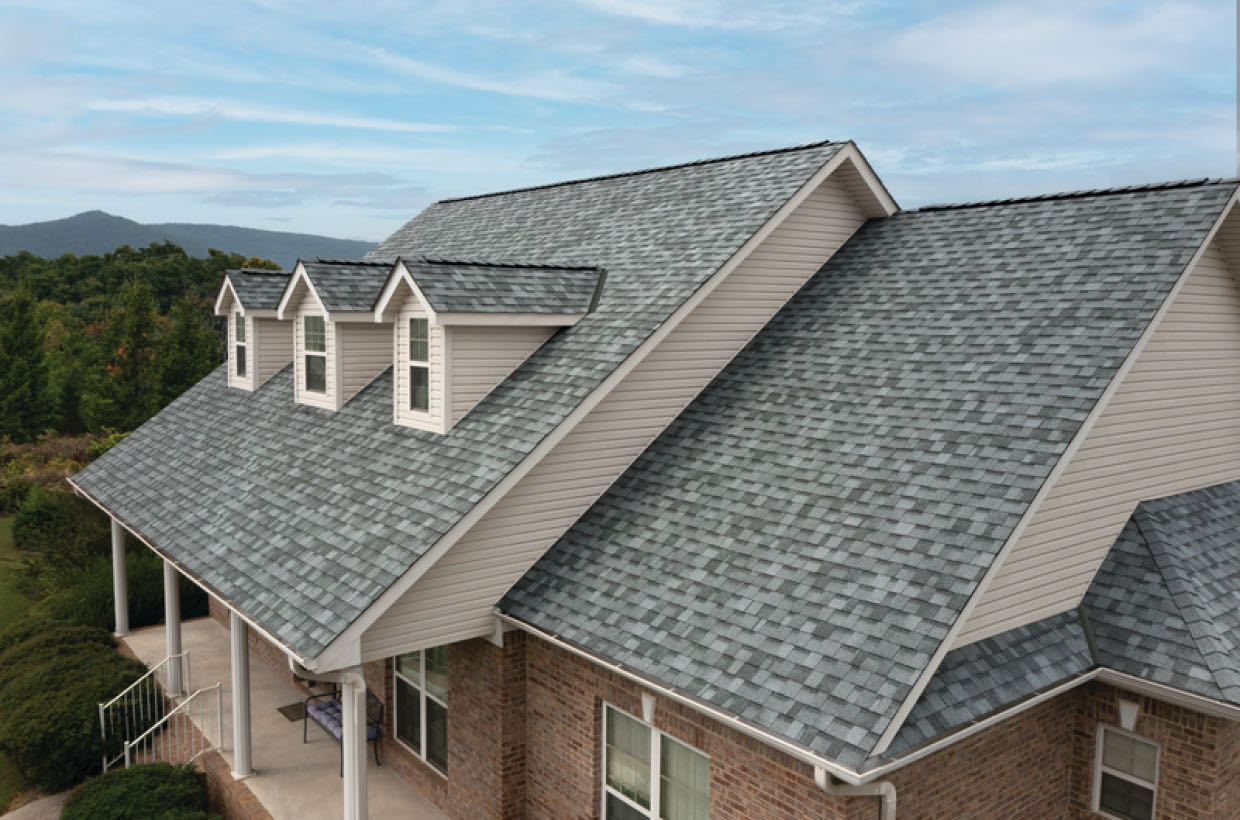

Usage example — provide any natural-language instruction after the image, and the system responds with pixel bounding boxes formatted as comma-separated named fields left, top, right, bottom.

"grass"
left=0, top=516, right=29, bottom=810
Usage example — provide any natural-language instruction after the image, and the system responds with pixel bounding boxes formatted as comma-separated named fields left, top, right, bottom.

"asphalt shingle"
left=400, top=258, right=602, bottom=314
left=226, top=268, right=290, bottom=310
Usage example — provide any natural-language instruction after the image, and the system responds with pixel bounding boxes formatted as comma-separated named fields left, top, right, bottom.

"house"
left=69, top=140, right=1240, bottom=820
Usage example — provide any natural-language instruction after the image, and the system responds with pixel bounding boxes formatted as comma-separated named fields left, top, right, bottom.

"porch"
left=122, top=617, right=447, bottom=820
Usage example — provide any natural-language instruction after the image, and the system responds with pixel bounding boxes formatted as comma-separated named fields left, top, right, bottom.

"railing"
left=122, top=683, right=223, bottom=770
left=98, top=651, right=191, bottom=772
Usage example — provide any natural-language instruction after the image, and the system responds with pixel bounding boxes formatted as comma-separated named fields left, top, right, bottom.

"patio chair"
left=303, top=687, right=384, bottom=775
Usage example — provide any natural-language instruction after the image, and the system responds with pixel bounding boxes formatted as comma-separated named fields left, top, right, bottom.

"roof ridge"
left=304, top=257, right=391, bottom=266
left=230, top=268, right=290, bottom=276
left=412, top=255, right=603, bottom=272
left=437, top=140, right=841, bottom=204
left=911, top=178, right=1239, bottom=213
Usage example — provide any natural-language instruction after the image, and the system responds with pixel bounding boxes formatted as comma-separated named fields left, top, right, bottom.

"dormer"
left=374, top=258, right=604, bottom=433
left=213, top=269, right=294, bottom=390
left=276, top=260, right=392, bottom=411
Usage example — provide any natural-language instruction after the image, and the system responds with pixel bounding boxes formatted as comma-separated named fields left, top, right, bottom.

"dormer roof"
left=214, top=268, right=291, bottom=316
left=276, top=259, right=390, bottom=319
left=373, top=257, right=605, bottom=323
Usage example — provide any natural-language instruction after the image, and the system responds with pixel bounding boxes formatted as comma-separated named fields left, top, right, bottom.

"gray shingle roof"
left=883, top=611, right=1091, bottom=759
left=1085, top=479, right=1240, bottom=702
left=297, top=260, right=391, bottom=313
left=501, top=180, right=1237, bottom=769
left=400, top=258, right=603, bottom=314
left=71, top=141, right=847, bottom=660
left=226, top=269, right=290, bottom=311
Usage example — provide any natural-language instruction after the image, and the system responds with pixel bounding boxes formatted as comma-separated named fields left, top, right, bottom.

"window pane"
left=660, top=737, right=708, bottom=820
left=606, top=792, right=650, bottom=820
left=395, top=651, right=421, bottom=685
left=234, top=312, right=246, bottom=342
left=606, top=708, right=651, bottom=809
left=305, top=315, right=326, bottom=352
left=395, top=677, right=421, bottom=754
left=425, top=645, right=447, bottom=702
left=409, top=318, right=428, bottom=362
left=426, top=697, right=448, bottom=772
left=1103, top=731, right=1157, bottom=783
left=1100, top=772, right=1154, bottom=820
left=235, top=345, right=247, bottom=378
left=410, top=366, right=429, bottom=411
left=306, top=355, right=326, bottom=392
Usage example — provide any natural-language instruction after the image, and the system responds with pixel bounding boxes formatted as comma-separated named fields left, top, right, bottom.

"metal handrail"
left=122, top=683, right=223, bottom=769
left=98, top=651, right=191, bottom=772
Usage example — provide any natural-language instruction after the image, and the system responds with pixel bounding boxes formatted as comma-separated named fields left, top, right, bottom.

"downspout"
left=290, top=658, right=368, bottom=820
left=816, top=767, right=896, bottom=820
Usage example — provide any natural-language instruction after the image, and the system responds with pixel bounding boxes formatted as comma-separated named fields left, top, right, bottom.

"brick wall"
left=522, top=637, right=851, bottom=820
left=1068, top=682, right=1223, bottom=820
left=366, top=635, right=528, bottom=820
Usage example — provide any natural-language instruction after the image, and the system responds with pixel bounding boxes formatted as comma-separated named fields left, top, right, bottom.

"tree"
left=0, top=287, right=49, bottom=440
left=158, top=291, right=220, bottom=405
left=102, top=278, right=159, bottom=430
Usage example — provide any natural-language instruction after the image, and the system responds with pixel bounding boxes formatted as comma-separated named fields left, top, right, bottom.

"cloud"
left=883, top=0, right=1224, bottom=90
left=566, top=0, right=847, bottom=30
left=356, top=44, right=617, bottom=103
left=87, top=97, right=456, bottom=134
left=207, top=143, right=527, bottom=173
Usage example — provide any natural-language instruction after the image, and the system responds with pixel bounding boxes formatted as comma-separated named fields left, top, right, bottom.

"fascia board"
left=373, top=260, right=437, bottom=323
left=310, top=145, right=872, bottom=669
left=435, top=312, right=584, bottom=326
left=214, top=277, right=240, bottom=316
left=869, top=187, right=1240, bottom=758
left=276, top=262, right=328, bottom=320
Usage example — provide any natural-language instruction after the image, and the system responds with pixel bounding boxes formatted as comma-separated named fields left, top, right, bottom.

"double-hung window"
left=234, top=312, right=247, bottom=378
left=409, top=317, right=429, bottom=411
left=1094, top=725, right=1158, bottom=820
left=394, top=646, right=447, bottom=773
left=604, top=704, right=708, bottom=820
left=304, top=315, right=327, bottom=393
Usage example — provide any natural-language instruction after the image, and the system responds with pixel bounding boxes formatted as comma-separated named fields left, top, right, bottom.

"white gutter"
left=289, top=658, right=369, bottom=820
left=816, top=767, right=896, bottom=820
left=494, top=611, right=868, bottom=785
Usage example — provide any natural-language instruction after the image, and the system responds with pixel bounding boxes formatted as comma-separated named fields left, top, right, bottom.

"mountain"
left=0, top=211, right=375, bottom=269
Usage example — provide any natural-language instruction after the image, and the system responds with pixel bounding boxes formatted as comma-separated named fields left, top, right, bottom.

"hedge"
left=60, top=763, right=212, bottom=820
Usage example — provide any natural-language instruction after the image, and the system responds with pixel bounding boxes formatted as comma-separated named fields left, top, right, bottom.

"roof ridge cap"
left=231, top=268, right=290, bottom=276
left=412, top=255, right=603, bottom=272
left=910, top=178, right=1239, bottom=213
left=436, top=140, right=841, bottom=204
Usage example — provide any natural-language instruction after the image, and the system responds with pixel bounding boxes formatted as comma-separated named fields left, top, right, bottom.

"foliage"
left=60, top=763, right=212, bottom=820
left=0, top=479, right=34, bottom=516
left=85, top=430, right=128, bottom=461
left=11, top=486, right=110, bottom=593
left=0, top=288, right=49, bottom=441
left=0, top=637, right=147, bottom=791
left=0, top=623, right=115, bottom=694
left=41, top=549, right=207, bottom=631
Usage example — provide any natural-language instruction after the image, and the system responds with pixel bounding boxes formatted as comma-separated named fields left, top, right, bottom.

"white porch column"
left=110, top=519, right=128, bottom=636
left=163, top=559, right=182, bottom=696
left=229, top=611, right=254, bottom=778
left=341, top=670, right=368, bottom=820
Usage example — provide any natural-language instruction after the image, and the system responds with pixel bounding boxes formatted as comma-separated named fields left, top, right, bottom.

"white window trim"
left=303, top=314, right=328, bottom=394
left=233, top=311, right=248, bottom=380
left=601, top=702, right=710, bottom=820
left=409, top=316, right=430, bottom=413
left=1092, top=723, right=1159, bottom=820
left=393, top=649, right=448, bottom=777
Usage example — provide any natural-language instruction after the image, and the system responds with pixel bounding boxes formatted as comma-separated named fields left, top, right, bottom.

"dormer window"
left=409, top=318, right=429, bottom=412
left=305, top=315, right=327, bottom=393
left=234, top=312, right=247, bottom=378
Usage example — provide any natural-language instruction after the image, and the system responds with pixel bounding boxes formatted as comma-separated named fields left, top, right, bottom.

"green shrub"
left=12, top=486, right=109, bottom=594
left=61, top=763, right=211, bottom=820
left=85, top=430, right=129, bottom=461
left=0, top=645, right=148, bottom=791
left=0, top=477, right=35, bottom=515
left=0, top=624, right=114, bottom=692
left=40, top=549, right=206, bottom=631
left=0, top=606, right=62, bottom=654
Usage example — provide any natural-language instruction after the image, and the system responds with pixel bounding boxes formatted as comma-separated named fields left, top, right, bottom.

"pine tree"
left=0, top=287, right=49, bottom=440
left=103, top=278, right=159, bottom=430
left=158, top=292, right=220, bottom=405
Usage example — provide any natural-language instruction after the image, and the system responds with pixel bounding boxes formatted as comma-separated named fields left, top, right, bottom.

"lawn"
left=0, top=516, right=29, bottom=810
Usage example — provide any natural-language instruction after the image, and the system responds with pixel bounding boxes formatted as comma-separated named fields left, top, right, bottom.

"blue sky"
left=0, top=0, right=1233, bottom=241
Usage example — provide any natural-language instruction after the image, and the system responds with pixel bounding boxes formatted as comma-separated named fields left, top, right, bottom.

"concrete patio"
left=123, top=617, right=447, bottom=820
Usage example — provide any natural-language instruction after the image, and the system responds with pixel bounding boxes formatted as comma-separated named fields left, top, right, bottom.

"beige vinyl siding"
left=954, top=242, right=1240, bottom=647
left=361, top=173, right=868, bottom=658
left=336, top=322, right=392, bottom=405
left=394, top=301, right=446, bottom=432
left=253, top=318, right=293, bottom=387
left=294, top=294, right=335, bottom=410
left=227, top=312, right=253, bottom=390
left=449, top=326, right=555, bottom=425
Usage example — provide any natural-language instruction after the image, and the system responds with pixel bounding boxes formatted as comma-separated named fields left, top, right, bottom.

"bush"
left=40, top=549, right=207, bottom=632
left=0, top=644, right=148, bottom=791
left=0, top=477, right=34, bottom=514
left=85, top=430, right=129, bottom=461
left=0, top=624, right=115, bottom=692
left=12, top=486, right=109, bottom=594
left=61, top=763, right=211, bottom=820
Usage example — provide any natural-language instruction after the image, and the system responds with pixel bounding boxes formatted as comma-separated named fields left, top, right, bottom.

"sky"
left=0, top=0, right=1234, bottom=242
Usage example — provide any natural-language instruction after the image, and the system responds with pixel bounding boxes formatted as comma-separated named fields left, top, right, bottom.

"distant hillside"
left=0, top=211, right=375, bottom=269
